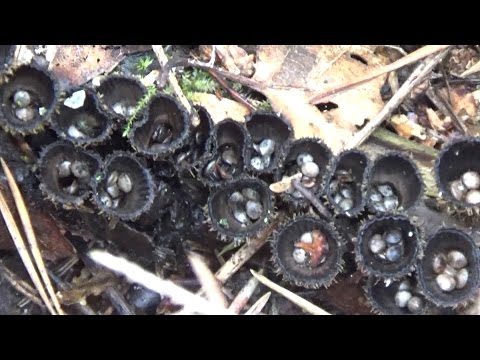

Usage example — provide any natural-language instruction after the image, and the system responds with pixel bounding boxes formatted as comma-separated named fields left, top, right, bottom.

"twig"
left=1, top=158, right=64, bottom=315
left=245, top=292, right=271, bottom=315
left=151, top=45, right=200, bottom=126
left=0, top=261, right=45, bottom=308
left=207, top=70, right=256, bottom=112
left=228, top=269, right=264, bottom=314
left=158, top=56, right=264, bottom=93
left=188, top=253, right=228, bottom=309
left=0, top=185, right=56, bottom=314
left=89, top=250, right=234, bottom=315
left=370, top=128, right=439, bottom=159
left=250, top=270, right=330, bottom=315
left=292, top=179, right=333, bottom=221
left=215, top=213, right=285, bottom=284
left=309, top=45, right=450, bottom=104
left=347, top=49, right=450, bottom=150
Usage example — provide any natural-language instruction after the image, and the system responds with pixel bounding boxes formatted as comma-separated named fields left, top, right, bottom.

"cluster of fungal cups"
left=5, top=58, right=480, bottom=315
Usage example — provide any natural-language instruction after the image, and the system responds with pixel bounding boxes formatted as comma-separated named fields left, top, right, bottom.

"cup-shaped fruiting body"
left=245, top=111, right=293, bottom=175
left=365, top=276, right=430, bottom=315
left=38, top=141, right=101, bottom=207
left=271, top=216, right=344, bottom=288
left=208, top=178, right=272, bottom=242
left=172, top=106, right=213, bottom=171
left=435, top=137, right=480, bottom=215
left=96, top=75, right=146, bottom=120
left=52, top=87, right=114, bottom=146
left=92, top=152, right=155, bottom=221
left=417, top=228, right=480, bottom=307
left=366, top=152, right=423, bottom=214
left=199, top=119, right=249, bottom=187
left=355, top=214, right=422, bottom=280
left=130, top=93, right=191, bottom=159
left=326, top=149, right=370, bottom=217
left=0, top=64, right=59, bottom=134
left=276, top=138, right=333, bottom=208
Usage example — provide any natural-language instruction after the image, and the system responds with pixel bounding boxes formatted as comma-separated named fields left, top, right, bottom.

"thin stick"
left=250, top=270, right=330, bottom=315
left=245, top=292, right=271, bottom=315
left=89, top=250, right=234, bottom=315
left=1, top=158, right=64, bottom=315
left=0, top=189, right=56, bottom=314
left=229, top=269, right=264, bottom=314
left=292, top=179, right=332, bottom=221
left=309, top=45, right=450, bottom=104
left=215, top=214, right=285, bottom=284
left=151, top=45, right=200, bottom=126
left=347, top=49, right=450, bottom=150
left=0, top=262, right=45, bottom=308
left=188, top=253, right=228, bottom=309
left=207, top=70, right=256, bottom=112
left=371, top=128, right=439, bottom=159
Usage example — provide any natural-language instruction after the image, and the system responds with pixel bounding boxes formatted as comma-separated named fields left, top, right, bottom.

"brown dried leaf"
left=252, top=45, right=389, bottom=153
left=443, top=87, right=477, bottom=119
left=191, top=92, right=250, bottom=123
left=216, top=45, right=255, bottom=77
left=49, top=45, right=125, bottom=90
left=426, top=108, right=449, bottom=132
left=390, top=114, right=426, bottom=140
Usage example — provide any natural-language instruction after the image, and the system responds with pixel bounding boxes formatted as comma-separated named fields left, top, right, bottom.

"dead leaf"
left=426, top=108, right=450, bottom=132
left=191, top=93, right=250, bottom=123
left=269, top=173, right=302, bottom=193
left=439, top=86, right=477, bottom=120
left=49, top=45, right=126, bottom=90
left=251, top=45, right=389, bottom=153
left=390, top=114, right=426, bottom=140
left=216, top=45, right=255, bottom=77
